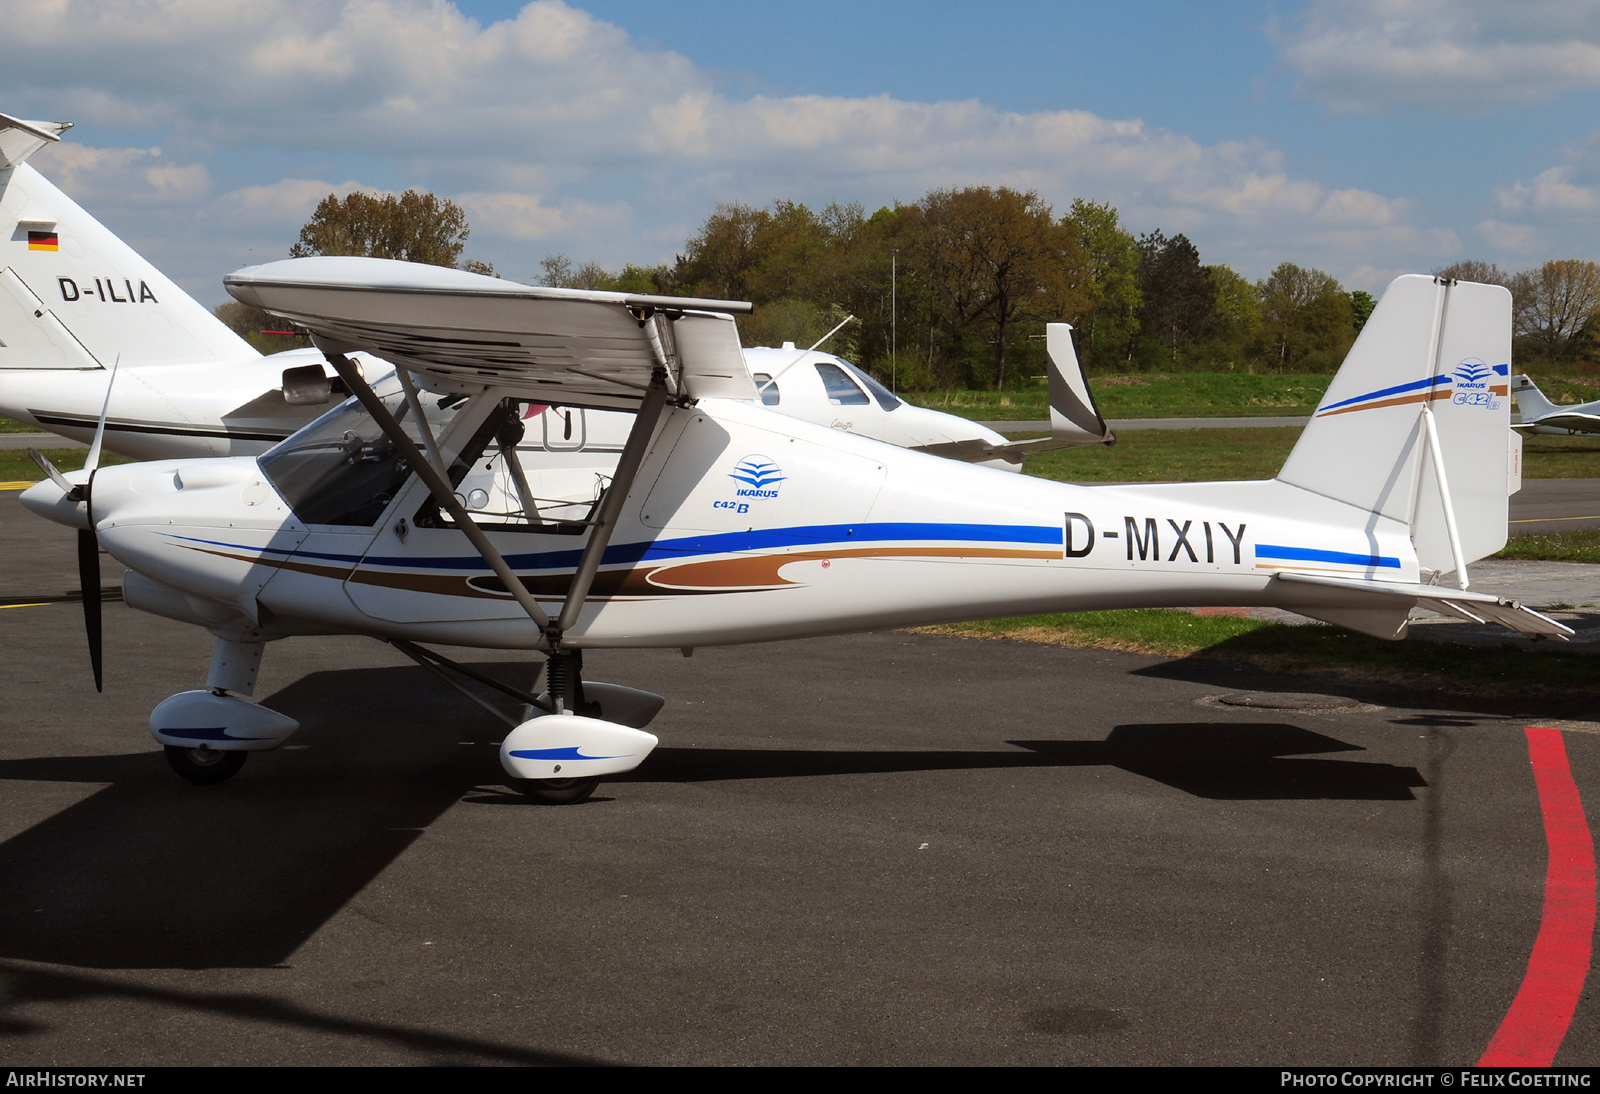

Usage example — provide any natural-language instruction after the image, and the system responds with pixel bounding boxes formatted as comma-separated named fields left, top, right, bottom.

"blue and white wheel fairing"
left=499, top=715, right=659, bottom=780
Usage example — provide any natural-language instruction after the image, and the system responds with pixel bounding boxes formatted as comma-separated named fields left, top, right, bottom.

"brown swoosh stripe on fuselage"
left=184, top=543, right=1060, bottom=602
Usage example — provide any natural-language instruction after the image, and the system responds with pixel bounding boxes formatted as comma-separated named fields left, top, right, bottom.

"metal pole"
left=892, top=249, right=897, bottom=394
left=1421, top=404, right=1471, bottom=590
left=555, top=370, right=670, bottom=633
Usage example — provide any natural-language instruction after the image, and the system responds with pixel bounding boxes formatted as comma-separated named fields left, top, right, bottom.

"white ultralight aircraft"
left=1511, top=373, right=1600, bottom=436
left=21, top=258, right=1569, bottom=803
left=0, top=111, right=1102, bottom=468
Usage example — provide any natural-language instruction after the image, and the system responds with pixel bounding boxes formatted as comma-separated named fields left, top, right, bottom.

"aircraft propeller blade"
left=34, top=358, right=120, bottom=692
left=77, top=528, right=103, bottom=692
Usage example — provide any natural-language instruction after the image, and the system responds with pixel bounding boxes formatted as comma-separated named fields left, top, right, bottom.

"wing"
left=224, top=256, right=757, bottom=410
left=1522, top=411, right=1600, bottom=434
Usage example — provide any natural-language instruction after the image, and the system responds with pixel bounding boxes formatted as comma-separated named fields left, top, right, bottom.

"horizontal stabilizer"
left=1276, top=571, right=1573, bottom=640
left=0, top=113, right=70, bottom=170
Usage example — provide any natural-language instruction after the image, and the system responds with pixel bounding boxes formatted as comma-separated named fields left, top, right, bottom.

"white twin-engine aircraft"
left=0, top=112, right=1089, bottom=469
left=19, top=253, right=1571, bottom=803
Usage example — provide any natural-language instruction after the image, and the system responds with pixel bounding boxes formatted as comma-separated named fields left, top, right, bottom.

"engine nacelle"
left=150, top=690, right=300, bottom=752
left=499, top=715, right=658, bottom=780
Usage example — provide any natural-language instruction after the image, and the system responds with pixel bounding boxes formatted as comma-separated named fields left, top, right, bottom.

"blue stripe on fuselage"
left=1256, top=544, right=1401, bottom=568
left=169, top=522, right=1066, bottom=572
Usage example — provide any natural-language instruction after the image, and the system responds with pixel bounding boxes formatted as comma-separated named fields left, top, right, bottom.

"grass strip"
left=904, top=373, right=1334, bottom=420
left=0, top=448, right=135, bottom=481
left=1495, top=528, right=1600, bottom=564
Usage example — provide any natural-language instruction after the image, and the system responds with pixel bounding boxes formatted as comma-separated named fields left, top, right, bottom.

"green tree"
left=919, top=186, right=1087, bottom=388
left=212, top=300, right=309, bottom=354
left=291, top=190, right=492, bottom=273
left=1433, top=259, right=1512, bottom=287
left=1135, top=231, right=1217, bottom=368
left=1510, top=259, right=1600, bottom=362
left=1199, top=264, right=1263, bottom=368
left=1348, top=290, right=1375, bottom=334
left=1256, top=263, right=1353, bottom=371
left=1067, top=199, right=1142, bottom=370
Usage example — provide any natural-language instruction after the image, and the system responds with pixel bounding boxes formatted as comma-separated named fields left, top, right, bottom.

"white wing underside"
left=225, top=256, right=758, bottom=410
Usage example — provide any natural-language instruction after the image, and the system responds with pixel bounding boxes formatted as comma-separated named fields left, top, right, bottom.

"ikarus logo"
left=714, top=455, right=786, bottom=515
left=1451, top=357, right=1508, bottom=411
left=729, top=455, right=786, bottom=496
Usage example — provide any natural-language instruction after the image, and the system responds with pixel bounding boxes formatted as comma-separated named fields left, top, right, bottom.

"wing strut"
left=555, top=368, right=669, bottom=634
left=317, top=342, right=554, bottom=633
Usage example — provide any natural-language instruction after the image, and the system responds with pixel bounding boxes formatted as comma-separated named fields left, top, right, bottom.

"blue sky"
left=4, top=0, right=1600, bottom=303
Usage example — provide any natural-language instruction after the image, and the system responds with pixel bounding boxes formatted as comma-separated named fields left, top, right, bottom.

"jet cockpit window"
left=814, top=361, right=870, bottom=406
left=258, top=374, right=460, bottom=527
left=751, top=372, right=781, bottom=406
left=838, top=359, right=900, bottom=412
left=412, top=399, right=596, bottom=535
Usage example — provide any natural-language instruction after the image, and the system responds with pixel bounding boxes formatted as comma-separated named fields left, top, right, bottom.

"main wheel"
left=511, top=776, right=600, bottom=805
left=164, top=745, right=247, bottom=785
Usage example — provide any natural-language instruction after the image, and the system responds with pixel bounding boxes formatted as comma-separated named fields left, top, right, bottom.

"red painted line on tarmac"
left=1479, top=728, right=1596, bottom=1067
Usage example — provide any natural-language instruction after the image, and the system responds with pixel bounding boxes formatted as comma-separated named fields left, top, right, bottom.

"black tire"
left=511, top=776, right=599, bottom=805
left=164, top=745, right=247, bottom=785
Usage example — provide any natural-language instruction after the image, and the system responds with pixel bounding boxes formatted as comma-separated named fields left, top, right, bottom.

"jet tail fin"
left=1276, top=275, right=1514, bottom=582
left=0, top=117, right=256, bottom=371
left=1511, top=374, right=1559, bottom=420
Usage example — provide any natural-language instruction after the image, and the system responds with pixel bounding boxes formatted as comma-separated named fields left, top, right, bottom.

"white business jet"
left=0, top=111, right=1102, bottom=467
left=1510, top=374, right=1600, bottom=436
left=19, top=260, right=1568, bottom=804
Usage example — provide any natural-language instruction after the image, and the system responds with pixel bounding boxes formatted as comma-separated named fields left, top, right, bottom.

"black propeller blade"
left=29, top=356, right=117, bottom=692
left=77, top=528, right=103, bottom=692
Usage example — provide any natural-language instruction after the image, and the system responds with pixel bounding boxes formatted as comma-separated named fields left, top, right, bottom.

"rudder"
left=1277, top=275, right=1513, bottom=580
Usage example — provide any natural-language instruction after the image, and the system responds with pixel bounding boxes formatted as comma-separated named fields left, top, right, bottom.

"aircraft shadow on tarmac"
left=0, top=961, right=609, bottom=1066
left=0, top=665, right=1423, bottom=973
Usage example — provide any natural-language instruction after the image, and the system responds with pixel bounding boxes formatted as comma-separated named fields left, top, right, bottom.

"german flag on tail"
left=27, top=231, right=58, bottom=251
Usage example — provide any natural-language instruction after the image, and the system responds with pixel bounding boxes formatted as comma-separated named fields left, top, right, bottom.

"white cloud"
left=1476, top=220, right=1540, bottom=253
left=213, top=178, right=373, bottom=228
left=30, top=143, right=213, bottom=207
left=1277, top=0, right=1600, bottom=112
left=1497, top=166, right=1600, bottom=213
left=458, top=191, right=631, bottom=242
left=2, top=1, right=1460, bottom=297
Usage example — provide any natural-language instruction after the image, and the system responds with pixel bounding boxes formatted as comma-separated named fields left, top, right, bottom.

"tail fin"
left=0, top=114, right=255, bottom=371
left=1277, top=275, right=1513, bottom=579
left=1511, top=374, right=1558, bottom=420
left=1045, top=323, right=1114, bottom=444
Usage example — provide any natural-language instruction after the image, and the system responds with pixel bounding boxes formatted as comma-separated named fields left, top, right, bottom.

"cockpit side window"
left=751, top=372, right=781, bottom=406
left=838, top=359, right=900, bottom=412
left=814, top=361, right=870, bottom=406
left=412, top=399, right=594, bottom=535
left=259, top=375, right=458, bottom=526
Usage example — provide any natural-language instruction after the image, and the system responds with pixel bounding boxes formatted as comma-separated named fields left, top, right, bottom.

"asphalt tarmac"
left=0, top=498, right=1596, bottom=1066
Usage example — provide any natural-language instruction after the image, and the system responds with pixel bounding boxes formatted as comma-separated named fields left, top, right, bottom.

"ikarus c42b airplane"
left=0, top=111, right=1105, bottom=467
left=20, top=257, right=1569, bottom=803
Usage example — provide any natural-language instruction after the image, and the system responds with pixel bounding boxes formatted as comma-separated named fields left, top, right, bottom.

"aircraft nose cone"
left=18, top=476, right=91, bottom=530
